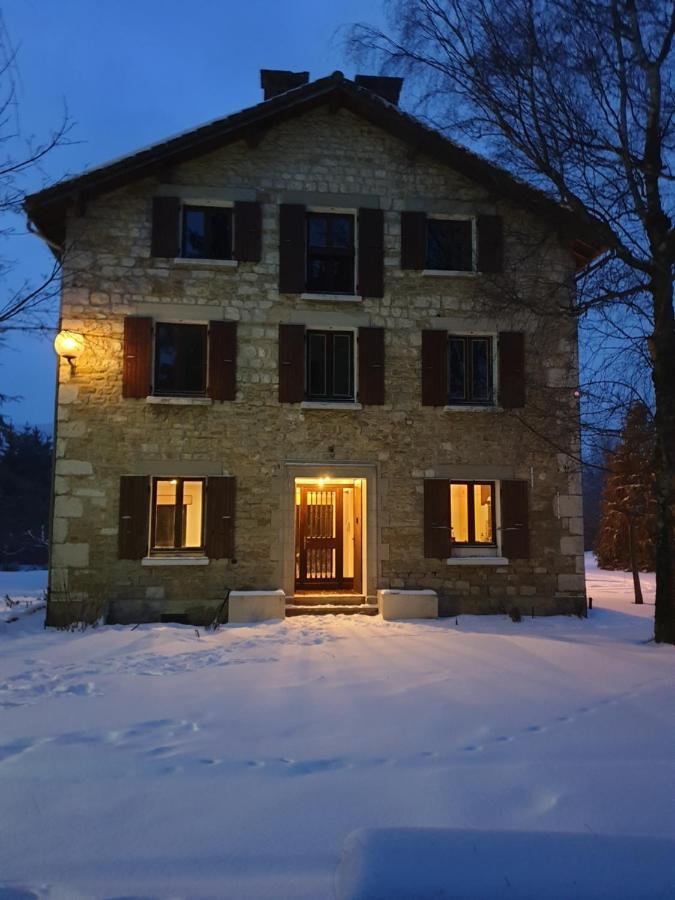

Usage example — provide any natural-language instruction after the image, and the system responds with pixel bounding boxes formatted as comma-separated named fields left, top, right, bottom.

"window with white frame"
left=447, top=334, right=494, bottom=405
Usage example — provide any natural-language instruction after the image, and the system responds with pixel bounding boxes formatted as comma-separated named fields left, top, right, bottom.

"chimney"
left=260, top=69, right=310, bottom=100
left=354, top=74, right=403, bottom=106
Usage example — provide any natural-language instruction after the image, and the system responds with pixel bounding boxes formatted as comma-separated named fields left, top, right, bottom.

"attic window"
left=427, top=218, right=474, bottom=272
left=181, top=205, right=233, bottom=260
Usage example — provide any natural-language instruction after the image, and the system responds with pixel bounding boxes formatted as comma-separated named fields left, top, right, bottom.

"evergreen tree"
left=595, top=403, right=657, bottom=602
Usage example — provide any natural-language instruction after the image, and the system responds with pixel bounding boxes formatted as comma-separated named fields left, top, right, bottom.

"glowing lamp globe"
left=54, top=330, right=85, bottom=361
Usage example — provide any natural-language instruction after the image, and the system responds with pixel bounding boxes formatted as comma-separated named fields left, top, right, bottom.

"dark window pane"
left=332, top=334, right=352, bottom=397
left=307, top=332, right=327, bottom=397
left=449, top=338, right=466, bottom=401
left=155, top=480, right=177, bottom=548
left=471, top=339, right=490, bottom=401
left=306, top=256, right=353, bottom=293
left=183, top=209, right=206, bottom=258
left=332, top=216, right=352, bottom=248
left=154, top=323, right=207, bottom=395
left=308, top=216, right=328, bottom=248
left=426, top=219, right=473, bottom=271
left=210, top=209, right=232, bottom=260
left=306, top=213, right=354, bottom=293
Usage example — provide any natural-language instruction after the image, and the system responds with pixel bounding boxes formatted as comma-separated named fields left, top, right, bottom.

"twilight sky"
left=0, top=0, right=384, bottom=429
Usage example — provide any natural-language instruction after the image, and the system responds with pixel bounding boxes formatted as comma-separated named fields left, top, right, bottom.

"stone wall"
left=48, top=104, right=585, bottom=624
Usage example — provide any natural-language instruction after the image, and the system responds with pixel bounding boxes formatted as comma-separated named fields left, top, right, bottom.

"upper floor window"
left=152, top=477, right=205, bottom=553
left=306, top=329, right=354, bottom=401
left=154, top=322, right=207, bottom=396
left=450, top=481, right=495, bottom=545
left=448, top=335, right=493, bottom=405
left=306, top=212, right=355, bottom=294
left=427, top=218, right=473, bottom=271
left=181, top=205, right=233, bottom=260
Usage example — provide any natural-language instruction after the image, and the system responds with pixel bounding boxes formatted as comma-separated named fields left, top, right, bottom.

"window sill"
left=142, top=556, right=210, bottom=567
left=146, top=396, right=212, bottom=406
left=444, top=404, right=500, bottom=413
left=446, top=557, right=509, bottom=566
left=300, top=292, right=363, bottom=303
left=300, top=401, right=362, bottom=410
left=173, top=257, right=238, bottom=269
left=422, top=269, right=477, bottom=277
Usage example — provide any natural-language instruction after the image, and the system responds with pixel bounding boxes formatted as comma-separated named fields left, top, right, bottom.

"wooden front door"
left=296, top=485, right=352, bottom=590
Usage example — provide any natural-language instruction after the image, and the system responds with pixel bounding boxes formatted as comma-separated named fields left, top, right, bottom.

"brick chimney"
left=260, top=70, right=310, bottom=100
left=354, top=74, right=403, bottom=105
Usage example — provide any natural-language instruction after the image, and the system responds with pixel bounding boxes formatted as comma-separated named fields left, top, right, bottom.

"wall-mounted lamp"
left=54, top=330, right=84, bottom=372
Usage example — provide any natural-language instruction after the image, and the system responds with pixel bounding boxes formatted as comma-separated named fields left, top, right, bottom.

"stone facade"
left=46, top=100, right=585, bottom=625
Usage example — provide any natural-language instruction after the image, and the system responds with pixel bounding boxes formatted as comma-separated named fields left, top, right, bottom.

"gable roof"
left=24, top=70, right=600, bottom=263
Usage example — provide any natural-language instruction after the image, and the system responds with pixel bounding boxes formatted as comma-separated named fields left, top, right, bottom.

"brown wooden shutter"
left=123, top=317, right=153, bottom=398
left=358, top=326, right=385, bottom=405
left=501, top=480, right=530, bottom=558
left=205, top=476, right=236, bottom=559
left=118, top=476, right=150, bottom=559
left=208, top=321, right=237, bottom=401
left=234, top=201, right=262, bottom=262
left=151, top=196, right=180, bottom=258
left=477, top=215, right=503, bottom=273
left=357, top=208, right=384, bottom=297
left=279, top=203, right=306, bottom=293
left=278, top=323, right=305, bottom=402
left=421, top=330, right=448, bottom=406
left=424, top=479, right=450, bottom=558
left=498, top=332, right=526, bottom=408
left=401, top=211, right=427, bottom=269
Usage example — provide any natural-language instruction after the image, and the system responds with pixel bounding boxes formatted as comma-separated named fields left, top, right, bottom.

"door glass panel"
left=450, top=483, right=469, bottom=543
left=473, top=483, right=493, bottom=543
left=182, top=481, right=203, bottom=548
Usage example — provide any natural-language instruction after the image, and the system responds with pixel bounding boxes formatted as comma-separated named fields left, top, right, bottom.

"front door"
left=296, top=484, right=353, bottom=590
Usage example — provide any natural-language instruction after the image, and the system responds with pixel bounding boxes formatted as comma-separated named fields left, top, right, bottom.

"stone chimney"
left=354, top=75, right=403, bottom=105
left=260, top=70, right=310, bottom=100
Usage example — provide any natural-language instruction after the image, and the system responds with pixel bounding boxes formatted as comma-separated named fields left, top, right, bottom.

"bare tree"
left=349, top=0, right=675, bottom=643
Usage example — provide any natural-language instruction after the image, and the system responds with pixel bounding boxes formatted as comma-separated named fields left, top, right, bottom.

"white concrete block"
left=229, top=590, right=285, bottom=623
left=377, top=589, right=438, bottom=621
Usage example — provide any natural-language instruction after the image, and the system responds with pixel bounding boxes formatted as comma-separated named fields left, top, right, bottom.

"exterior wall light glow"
left=54, top=330, right=85, bottom=371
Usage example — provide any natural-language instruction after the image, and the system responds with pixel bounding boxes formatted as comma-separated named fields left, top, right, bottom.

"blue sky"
left=0, top=0, right=385, bottom=428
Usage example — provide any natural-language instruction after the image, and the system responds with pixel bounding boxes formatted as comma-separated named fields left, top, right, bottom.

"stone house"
left=25, top=70, right=595, bottom=626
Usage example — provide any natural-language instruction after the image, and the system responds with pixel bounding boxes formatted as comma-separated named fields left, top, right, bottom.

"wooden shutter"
left=421, top=330, right=448, bottom=406
left=118, top=476, right=150, bottom=559
left=151, top=196, right=180, bottom=258
left=358, top=326, right=385, bottom=405
left=477, top=215, right=503, bottom=273
left=401, top=211, right=427, bottom=269
left=278, top=323, right=305, bottom=402
left=234, top=201, right=262, bottom=262
left=279, top=203, right=306, bottom=293
left=205, top=476, right=235, bottom=559
left=424, top=479, right=450, bottom=558
left=498, top=332, right=526, bottom=408
left=501, top=480, right=530, bottom=558
left=357, top=208, right=384, bottom=297
left=208, top=321, right=237, bottom=401
left=123, top=317, right=152, bottom=399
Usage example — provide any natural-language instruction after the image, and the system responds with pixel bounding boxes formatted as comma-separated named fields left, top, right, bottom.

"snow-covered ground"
left=0, top=555, right=673, bottom=899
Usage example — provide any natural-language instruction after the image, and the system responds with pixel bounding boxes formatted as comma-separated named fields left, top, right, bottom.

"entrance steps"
left=286, top=594, right=378, bottom=616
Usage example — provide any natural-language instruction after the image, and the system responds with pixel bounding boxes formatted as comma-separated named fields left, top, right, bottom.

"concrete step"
left=290, top=594, right=366, bottom=606
left=286, top=603, right=379, bottom=617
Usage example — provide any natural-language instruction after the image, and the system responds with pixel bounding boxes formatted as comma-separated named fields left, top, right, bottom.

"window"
left=450, top=482, right=495, bottom=545
left=306, top=212, right=355, bottom=293
left=151, top=478, right=205, bottom=552
left=448, top=335, right=493, bottom=405
left=306, top=330, right=354, bottom=401
left=427, top=218, right=473, bottom=271
left=154, top=323, right=207, bottom=396
left=181, top=205, right=233, bottom=260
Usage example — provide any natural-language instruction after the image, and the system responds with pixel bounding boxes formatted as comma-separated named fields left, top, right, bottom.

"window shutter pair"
left=401, top=211, right=503, bottom=272
left=420, top=330, right=525, bottom=408
left=151, top=197, right=261, bottom=261
left=278, top=204, right=384, bottom=297
left=118, top=475, right=235, bottom=559
left=122, top=317, right=236, bottom=401
left=422, top=478, right=530, bottom=559
left=278, top=324, right=385, bottom=404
